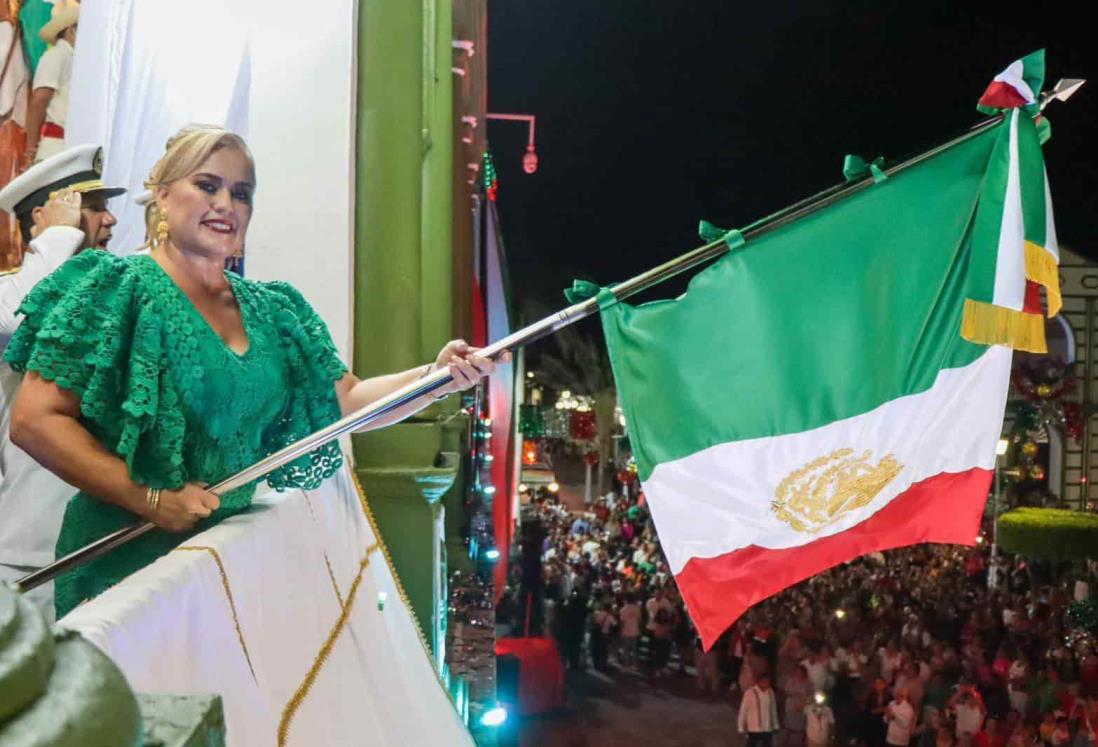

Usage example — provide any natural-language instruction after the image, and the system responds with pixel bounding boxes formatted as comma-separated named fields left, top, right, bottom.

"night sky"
left=487, top=2, right=1096, bottom=329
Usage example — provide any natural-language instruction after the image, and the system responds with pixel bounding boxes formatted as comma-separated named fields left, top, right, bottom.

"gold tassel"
left=961, top=299, right=1047, bottom=354
left=1024, top=241, right=1062, bottom=318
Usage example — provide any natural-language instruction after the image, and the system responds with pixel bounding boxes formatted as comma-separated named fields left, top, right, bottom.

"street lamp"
left=485, top=113, right=538, bottom=174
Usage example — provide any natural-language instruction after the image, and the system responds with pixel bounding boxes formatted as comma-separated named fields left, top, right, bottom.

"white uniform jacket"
left=0, top=226, right=84, bottom=568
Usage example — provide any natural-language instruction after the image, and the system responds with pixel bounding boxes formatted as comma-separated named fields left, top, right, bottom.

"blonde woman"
left=6, top=125, right=498, bottom=617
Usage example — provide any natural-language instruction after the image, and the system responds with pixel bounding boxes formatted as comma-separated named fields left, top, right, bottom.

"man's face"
left=79, top=192, right=117, bottom=249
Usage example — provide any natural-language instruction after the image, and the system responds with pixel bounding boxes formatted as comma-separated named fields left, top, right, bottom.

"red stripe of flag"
left=675, top=468, right=992, bottom=650
left=978, top=81, right=1031, bottom=110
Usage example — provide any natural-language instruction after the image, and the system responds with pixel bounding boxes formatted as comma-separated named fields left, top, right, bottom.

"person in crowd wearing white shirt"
left=0, top=144, right=123, bottom=620
left=618, top=593, right=642, bottom=669
left=24, top=0, right=79, bottom=166
left=805, top=692, right=836, bottom=747
left=782, top=665, right=812, bottom=747
left=886, top=686, right=917, bottom=747
left=880, top=639, right=906, bottom=684
left=740, top=673, right=781, bottom=747
left=895, top=661, right=926, bottom=713
left=950, top=681, right=986, bottom=741
left=590, top=599, right=617, bottom=673
left=804, top=646, right=832, bottom=694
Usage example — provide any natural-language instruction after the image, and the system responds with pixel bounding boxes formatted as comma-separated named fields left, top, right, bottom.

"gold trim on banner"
left=275, top=470, right=469, bottom=746
left=301, top=491, right=345, bottom=607
left=277, top=542, right=380, bottom=747
left=174, top=545, right=257, bottom=682
left=348, top=471, right=462, bottom=711
left=961, top=298, right=1047, bottom=354
left=349, top=470, right=433, bottom=654
left=1024, top=240, right=1062, bottom=318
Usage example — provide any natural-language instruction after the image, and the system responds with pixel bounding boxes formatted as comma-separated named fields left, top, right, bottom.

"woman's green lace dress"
left=3, top=252, right=347, bottom=617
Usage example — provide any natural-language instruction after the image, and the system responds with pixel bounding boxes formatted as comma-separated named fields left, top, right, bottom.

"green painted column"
left=420, top=0, right=454, bottom=358
left=353, top=0, right=458, bottom=663
left=355, top=0, right=424, bottom=379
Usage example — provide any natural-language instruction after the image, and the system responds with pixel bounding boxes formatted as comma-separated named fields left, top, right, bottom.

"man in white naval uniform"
left=0, top=144, right=124, bottom=620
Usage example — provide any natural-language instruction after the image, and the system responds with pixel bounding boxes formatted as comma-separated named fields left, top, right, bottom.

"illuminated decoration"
left=481, top=150, right=498, bottom=202
left=519, top=404, right=545, bottom=438
left=570, top=410, right=597, bottom=441
left=544, top=409, right=571, bottom=440
left=554, top=389, right=593, bottom=412
left=484, top=549, right=500, bottom=561
left=1001, top=358, right=1082, bottom=509
left=547, top=482, right=559, bottom=494
left=522, top=439, right=539, bottom=466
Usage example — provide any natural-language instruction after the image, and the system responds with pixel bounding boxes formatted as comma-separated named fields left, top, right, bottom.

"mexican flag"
left=593, top=54, right=1060, bottom=649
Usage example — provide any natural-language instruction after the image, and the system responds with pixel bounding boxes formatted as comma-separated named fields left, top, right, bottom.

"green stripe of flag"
left=601, top=122, right=1004, bottom=481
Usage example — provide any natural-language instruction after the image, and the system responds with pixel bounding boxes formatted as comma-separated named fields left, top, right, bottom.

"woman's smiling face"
left=157, top=147, right=254, bottom=260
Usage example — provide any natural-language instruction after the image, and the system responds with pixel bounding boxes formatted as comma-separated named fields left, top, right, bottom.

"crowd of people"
left=501, top=482, right=1098, bottom=747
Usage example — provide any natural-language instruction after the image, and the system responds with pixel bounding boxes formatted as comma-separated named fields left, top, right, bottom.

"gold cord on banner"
left=301, top=491, right=345, bottom=607
left=349, top=471, right=434, bottom=654
left=277, top=542, right=380, bottom=747
left=349, top=472, right=461, bottom=710
left=174, top=545, right=257, bottom=682
left=276, top=474, right=468, bottom=746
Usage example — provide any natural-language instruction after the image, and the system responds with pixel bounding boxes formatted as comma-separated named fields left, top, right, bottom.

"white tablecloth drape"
left=59, top=466, right=473, bottom=747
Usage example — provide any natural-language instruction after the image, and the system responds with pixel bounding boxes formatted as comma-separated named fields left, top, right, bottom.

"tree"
left=533, top=317, right=617, bottom=500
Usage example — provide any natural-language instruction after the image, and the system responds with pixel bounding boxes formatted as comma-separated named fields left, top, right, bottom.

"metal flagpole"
left=14, top=79, right=1084, bottom=594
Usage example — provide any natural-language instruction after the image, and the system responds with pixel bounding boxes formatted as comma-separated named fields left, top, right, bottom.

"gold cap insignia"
left=772, top=448, right=902, bottom=534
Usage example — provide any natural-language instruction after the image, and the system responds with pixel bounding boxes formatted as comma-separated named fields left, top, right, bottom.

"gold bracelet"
left=145, top=487, right=162, bottom=514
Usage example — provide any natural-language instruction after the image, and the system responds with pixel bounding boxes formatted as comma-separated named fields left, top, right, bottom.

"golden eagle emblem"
left=772, top=448, right=903, bottom=534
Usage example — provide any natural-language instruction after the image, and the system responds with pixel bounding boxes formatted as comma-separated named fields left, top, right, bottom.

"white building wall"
left=65, top=0, right=357, bottom=361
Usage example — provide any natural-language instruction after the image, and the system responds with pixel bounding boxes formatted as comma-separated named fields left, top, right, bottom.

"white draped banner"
left=59, top=467, right=474, bottom=747
left=64, top=0, right=357, bottom=361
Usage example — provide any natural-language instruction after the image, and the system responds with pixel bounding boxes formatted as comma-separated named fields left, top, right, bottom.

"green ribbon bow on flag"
left=564, top=279, right=602, bottom=304
left=697, top=221, right=745, bottom=250
left=842, top=155, right=888, bottom=184
left=564, top=280, right=620, bottom=311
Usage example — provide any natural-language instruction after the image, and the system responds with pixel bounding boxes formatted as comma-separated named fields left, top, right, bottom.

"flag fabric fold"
left=594, top=73, right=1061, bottom=649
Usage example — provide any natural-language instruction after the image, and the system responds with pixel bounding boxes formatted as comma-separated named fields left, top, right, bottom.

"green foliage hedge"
left=997, top=508, right=1098, bottom=561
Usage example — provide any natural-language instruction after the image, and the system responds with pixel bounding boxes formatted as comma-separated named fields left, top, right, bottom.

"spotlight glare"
left=834, top=608, right=846, bottom=620
left=547, top=482, right=559, bottom=493
left=481, top=706, right=508, bottom=728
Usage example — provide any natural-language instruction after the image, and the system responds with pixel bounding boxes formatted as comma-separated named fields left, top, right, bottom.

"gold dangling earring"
left=156, top=214, right=170, bottom=247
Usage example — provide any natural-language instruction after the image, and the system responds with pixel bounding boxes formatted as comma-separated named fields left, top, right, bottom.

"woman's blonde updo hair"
left=143, top=124, right=256, bottom=249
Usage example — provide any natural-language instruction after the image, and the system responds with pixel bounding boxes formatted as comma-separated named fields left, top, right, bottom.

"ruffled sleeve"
left=2, top=251, right=177, bottom=487
left=250, top=280, right=347, bottom=490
